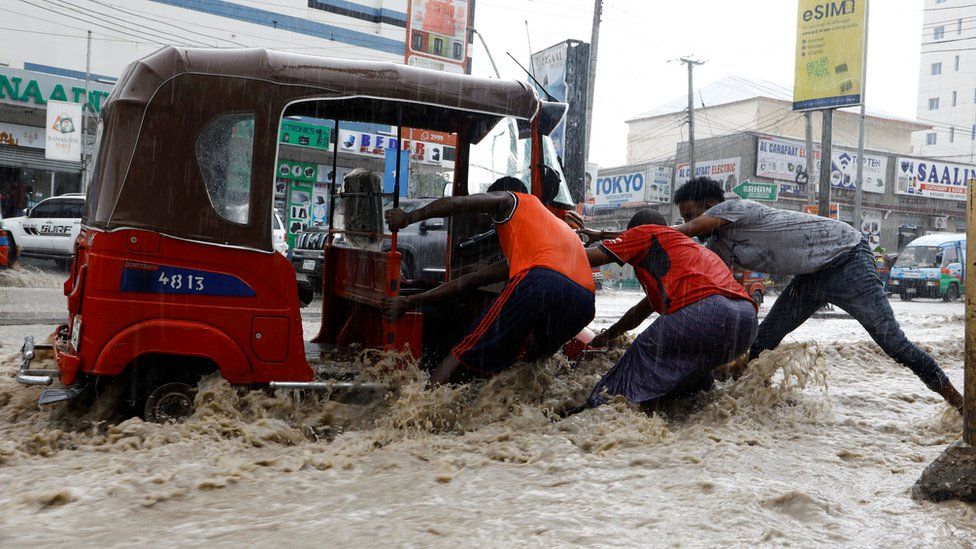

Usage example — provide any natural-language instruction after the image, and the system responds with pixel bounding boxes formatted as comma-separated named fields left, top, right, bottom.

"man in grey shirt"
left=672, top=177, right=963, bottom=412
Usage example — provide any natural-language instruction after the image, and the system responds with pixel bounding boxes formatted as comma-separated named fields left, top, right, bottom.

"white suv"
left=4, top=194, right=85, bottom=268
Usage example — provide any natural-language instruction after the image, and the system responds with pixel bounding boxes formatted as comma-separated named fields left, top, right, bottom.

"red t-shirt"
left=496, top=192, right=595, bottom=293
left=600, top=225, right=754, bottom=314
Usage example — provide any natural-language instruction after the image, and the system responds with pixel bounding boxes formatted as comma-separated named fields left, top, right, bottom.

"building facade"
left=913, top=0, right=976, bottom=161
left=0, top=0, right=414, bottom=216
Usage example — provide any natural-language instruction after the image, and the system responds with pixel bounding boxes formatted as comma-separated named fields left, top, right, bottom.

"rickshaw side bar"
left=391, top=124, right=402, bottom=252
left=328, top=118, right=339, bottom=243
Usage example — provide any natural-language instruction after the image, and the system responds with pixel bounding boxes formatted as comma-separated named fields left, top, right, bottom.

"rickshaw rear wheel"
left=144, top=382, right=196, bottom=424
left=899, top=292, right=912, bottom=302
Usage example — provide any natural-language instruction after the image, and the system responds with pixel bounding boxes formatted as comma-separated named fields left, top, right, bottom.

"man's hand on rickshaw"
left=385, top=208, right=411, bottom=231
left=589, top=329, right=616, bottom=348
left=562, top=210, right=585, bottom=231
left=382, top=295, right=414, bottom=322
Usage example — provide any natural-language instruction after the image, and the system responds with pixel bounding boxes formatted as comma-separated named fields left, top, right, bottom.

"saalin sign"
left=896, top=157, right=973, bottom=202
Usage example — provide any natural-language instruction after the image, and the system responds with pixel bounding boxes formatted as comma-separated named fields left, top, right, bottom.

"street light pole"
left=81, top=29, right=92, bottom=193
left=583, top=0, right=602, bottom=166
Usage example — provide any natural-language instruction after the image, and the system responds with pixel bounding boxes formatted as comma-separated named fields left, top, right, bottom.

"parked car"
left=3, top=193, right=85, bottom=269
left=273, top=211, right=288, bottom=257
left=292, top=198, right=448, bottom=291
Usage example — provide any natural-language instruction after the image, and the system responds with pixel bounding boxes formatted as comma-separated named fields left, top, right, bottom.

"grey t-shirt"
left=703, top=199, right=860, bottom=275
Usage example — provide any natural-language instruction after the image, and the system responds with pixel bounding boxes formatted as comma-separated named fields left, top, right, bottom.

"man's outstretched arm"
left=382, top=261, right=509, bottom=321
left=674, top=215, right=728, bottom=239
left=386, top=192, right=515, bottom=231
left=590, top=298, right=653, bottom=347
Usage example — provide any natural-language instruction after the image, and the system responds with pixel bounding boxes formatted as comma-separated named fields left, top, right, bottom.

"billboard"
left=593, top=165, right=671, bottom=206
left=676, top=157, right=741, bottom=190
left=405, top=0, right=472, bottom=74
left=530, top=40, right=590, bottom=204
left=44, top=100, right=82, bottom=161
left=895, top=157, right=973, bottom=202
left=755, top=136, right=886, bottom=198
left=793, top=0, right=867, bottom=111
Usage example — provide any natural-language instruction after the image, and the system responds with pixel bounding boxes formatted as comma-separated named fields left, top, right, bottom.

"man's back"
left=704, top=200, right=860, bottom=275
left=496, top=192, right=595, bottom=292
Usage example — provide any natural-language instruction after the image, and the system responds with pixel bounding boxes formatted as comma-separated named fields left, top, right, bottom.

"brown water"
left=0, top=324, right=972, bottom=546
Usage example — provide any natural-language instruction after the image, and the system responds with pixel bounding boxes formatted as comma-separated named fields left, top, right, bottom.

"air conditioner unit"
left=931, top=216, right=948, bottom=230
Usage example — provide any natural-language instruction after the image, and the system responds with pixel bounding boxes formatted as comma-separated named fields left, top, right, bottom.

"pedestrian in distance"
left=671, top=176, right=964, bottom=412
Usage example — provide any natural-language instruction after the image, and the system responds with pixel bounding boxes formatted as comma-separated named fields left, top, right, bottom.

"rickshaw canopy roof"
left=86, top=46, right=550, bottom=252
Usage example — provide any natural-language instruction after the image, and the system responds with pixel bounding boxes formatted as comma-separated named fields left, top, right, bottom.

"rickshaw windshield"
left=468, top=117, right=572, bottom=206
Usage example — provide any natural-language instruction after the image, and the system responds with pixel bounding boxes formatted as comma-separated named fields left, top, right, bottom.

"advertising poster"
left=279, top=120, right=332, bottom=150
left=644, top=165, right=672, bottom=204
left=860, top=209, right=882, bottom=248
left=285, top=180, right=313, bottom=247
left=0, top=122, right=43, bottom=149
left=277, top=160, right=317, bottom=183
left=44, top=100, right=82, bottom=161
left=530, top=42, right=569, bottom=158
left=756, top=136, right=886, bottom=198
left=676, top=157, right=740, bottom=190
left=405, top=0, right=471, bottom=73
left=793, top=0, right=867, bottom=111
left=803, top=203, right=840, bottom=220
left=895, top=157, right=973, bottom=202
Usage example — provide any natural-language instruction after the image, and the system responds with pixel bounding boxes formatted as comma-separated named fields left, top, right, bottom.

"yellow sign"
left=793, top=0, right=867, bottom=111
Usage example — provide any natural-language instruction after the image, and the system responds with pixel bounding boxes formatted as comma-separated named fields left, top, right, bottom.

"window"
left=956, top=55, right=961, bottom=71
left=932, top=62, right=942, bottom=75
left=953, top=91, right=958, bottom=106
left=944, top=245, right=959, bottom=265
left=64, top=200, right=84, bottom=219
left=29, top=200, right=63, bottom=218
left=195, top=113, right=255, bottom=224
left=951, top=127, right=955, bottom=142
left=935, top=26, right=945, bottom=40
left=929, top=97, right=940, bottom=110
left=959, top=18, right=964, bottom=34
left=972, top=124, right=975, bottom=140
left=927, top=133, right=938, bottom=145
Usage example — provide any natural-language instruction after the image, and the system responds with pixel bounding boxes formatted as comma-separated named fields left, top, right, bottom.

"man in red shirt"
left=385, top=176, right=595, bottom=387
left=584, top=209, right=758, bottom=407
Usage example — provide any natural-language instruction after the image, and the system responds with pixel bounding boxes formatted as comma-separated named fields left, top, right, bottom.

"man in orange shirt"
left=385, top=176, right=595, bottom=386
left=584, top=209, right=758, bottom=407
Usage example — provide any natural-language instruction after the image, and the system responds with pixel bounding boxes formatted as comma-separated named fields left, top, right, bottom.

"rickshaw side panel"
left=62, top=228, right=313, bottom=384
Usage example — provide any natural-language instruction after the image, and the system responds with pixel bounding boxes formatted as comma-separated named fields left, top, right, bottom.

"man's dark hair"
left=487, top=176, right=528, bottom=194
left=627, top=208, right=668, bottom=229
left=674, top=176, right=725, bottom=204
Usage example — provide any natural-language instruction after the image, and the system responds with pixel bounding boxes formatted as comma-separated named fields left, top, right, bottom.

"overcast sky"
left=470, top=0, right=923, bottom=168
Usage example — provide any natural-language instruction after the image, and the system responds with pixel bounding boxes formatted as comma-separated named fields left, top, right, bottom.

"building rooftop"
left=628, top=75, right=924, bottom=127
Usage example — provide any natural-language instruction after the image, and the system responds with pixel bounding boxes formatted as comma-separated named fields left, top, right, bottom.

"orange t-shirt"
left=495, top=192, right=595, bottom=292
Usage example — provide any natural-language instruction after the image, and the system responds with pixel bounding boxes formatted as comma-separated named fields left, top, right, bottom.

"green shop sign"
left=0, top=67, right=114, bottom=114
left=280, top=120, right=332, bottom=150
left=732, top=180, right=778, bottom=202
left=277, top=160, right=317, bottom=183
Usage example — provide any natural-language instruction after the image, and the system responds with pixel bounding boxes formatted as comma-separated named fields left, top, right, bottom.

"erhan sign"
left=45, top=100, right=82, bottom=161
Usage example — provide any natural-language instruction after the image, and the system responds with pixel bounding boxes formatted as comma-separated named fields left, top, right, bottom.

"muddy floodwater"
left=0, top=292, right=973, bottom=547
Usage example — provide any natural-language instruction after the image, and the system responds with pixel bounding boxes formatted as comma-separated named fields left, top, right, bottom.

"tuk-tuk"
left=16, top=46, right=583, bottom=421
left=733, top=269, right=769, bottom=305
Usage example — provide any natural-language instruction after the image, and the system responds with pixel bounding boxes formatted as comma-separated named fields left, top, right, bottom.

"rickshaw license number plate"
left=70, top=315, right=82, bottom=352
left=302, top=260, right=315, bottom=271
left=906, top=288, right=917, bottom=294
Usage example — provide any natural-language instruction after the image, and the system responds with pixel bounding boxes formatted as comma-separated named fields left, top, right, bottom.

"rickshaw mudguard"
left=91, top=319, right=256, bottom=383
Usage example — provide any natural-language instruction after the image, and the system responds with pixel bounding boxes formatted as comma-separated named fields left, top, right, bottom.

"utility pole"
left=681, top=58, right=704, bottom=178
left=853, top=0, right=871, bottom=235
left=818, top=109, right=834, bottom=218
left=583, top=0, right=602, bottom=165
left=805, top=111, right=815, bottom=205
left=81, top=29, right=92, bottom=193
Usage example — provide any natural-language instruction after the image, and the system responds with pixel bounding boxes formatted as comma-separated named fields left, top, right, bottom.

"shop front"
left=0, top=66, right=113, bottom=217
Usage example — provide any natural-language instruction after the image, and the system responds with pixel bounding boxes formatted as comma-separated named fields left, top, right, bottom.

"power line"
left=42, top=0, right=213, bottom=46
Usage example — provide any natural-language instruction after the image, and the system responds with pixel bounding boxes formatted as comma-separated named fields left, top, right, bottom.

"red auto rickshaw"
left=17, top=46, right=584, bottom=421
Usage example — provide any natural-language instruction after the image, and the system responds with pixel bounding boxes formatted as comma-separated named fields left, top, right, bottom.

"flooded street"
left=0, top=292, right=972, bottom=547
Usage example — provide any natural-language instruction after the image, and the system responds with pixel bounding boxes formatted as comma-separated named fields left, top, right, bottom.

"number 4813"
left=158, top=271, right=204, bottom=291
